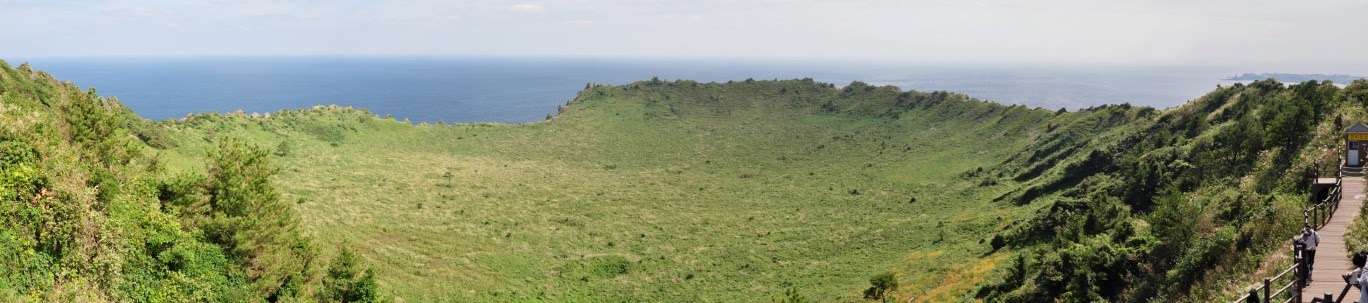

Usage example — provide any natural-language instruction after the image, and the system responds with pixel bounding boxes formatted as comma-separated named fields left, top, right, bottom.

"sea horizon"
left=2, top=55, right=1325, bottom=123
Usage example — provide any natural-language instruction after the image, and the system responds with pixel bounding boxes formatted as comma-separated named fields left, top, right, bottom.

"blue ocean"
left=12, top=56, right=1247, bottom=123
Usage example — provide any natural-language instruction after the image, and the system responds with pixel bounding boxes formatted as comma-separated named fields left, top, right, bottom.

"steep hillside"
left=0, top=60, right=378, bottom=302
left=978, top=79, right=1359, bottom=301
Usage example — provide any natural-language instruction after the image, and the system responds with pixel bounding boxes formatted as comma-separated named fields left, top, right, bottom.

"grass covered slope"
left=148, top=77, right=1368, bottom=302
left=152, top=78, right=1063, bottom=301
left=0, top=60, right=379, bottom=302
left=9, top=56, right=1366, bottom=302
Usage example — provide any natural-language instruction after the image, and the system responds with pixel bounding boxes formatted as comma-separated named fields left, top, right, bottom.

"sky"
left=3, top=0, right=1367, bottom=71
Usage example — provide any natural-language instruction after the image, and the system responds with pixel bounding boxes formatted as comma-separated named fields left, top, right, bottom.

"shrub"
left=319, top=248, right=382, bottom=303
left=274, top=141, right=290, bottom=157
left=863, top=272, right=897, bottom=301
left=127, top=119, right=176, bottom=149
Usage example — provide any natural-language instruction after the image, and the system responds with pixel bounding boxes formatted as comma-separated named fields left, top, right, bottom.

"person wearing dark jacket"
left=1296, top=224, right=1321, bottom=281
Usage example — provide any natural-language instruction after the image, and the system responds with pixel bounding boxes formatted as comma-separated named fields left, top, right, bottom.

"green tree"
left=320, top=248, right=382, bottom=303
left=202, top=138, right=316, bottom=299
left=1342, top=79, right=1368, bottom=106
left=63, top=88, right=132, bottom=166
left=864, top=272, right=898, bottom=302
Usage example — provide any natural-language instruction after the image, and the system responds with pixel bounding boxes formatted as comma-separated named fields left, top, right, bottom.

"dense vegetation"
left=976, top=79, right=1360, bottom=301
left=0, top=61, right=378, bottom=302
left=5, top=58, right=1368, bottom=302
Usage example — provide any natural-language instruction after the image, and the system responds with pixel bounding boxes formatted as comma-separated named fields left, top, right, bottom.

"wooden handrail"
left=1307, top=178, right=1343, bottom=229
left=1230, top=264, right=1300, bottom=303
left=1273, top=265, right=1297, bottom=282
left=1271, top=282, right=1294, bottom=300
left=1231, top=159, right=1347, bottom=302
left=1314, top=179, right=1343, bottom=229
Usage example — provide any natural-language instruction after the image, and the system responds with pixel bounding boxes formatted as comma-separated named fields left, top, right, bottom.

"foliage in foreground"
left=0, top=60, right=380, bottom=302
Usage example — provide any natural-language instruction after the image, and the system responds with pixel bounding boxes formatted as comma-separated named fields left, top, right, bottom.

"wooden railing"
left=1230, top=258, right=1302, bottom=303
left=1305, top=274, right=1355, bottom=303
left=1312, top=158, right=1343, bottom=181
left=1230, top=160, right=1346, bottom=303
left=1308, top=160, right=1344, bottom=230
left=1228, top=245, right=1354, bottom=303
left=1308, top=177, right=1343, bottom=230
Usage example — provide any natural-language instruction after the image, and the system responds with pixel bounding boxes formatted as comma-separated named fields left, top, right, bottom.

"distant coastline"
left=13, top=57, right=1246, bottom=123
left=1224, top=73, right=1364, bottom=83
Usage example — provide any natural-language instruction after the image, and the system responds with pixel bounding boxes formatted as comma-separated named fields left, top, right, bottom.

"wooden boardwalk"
left=1304, top=175, right=1365, bottom=302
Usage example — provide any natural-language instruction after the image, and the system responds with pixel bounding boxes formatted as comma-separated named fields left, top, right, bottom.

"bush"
left=863, top=272, right=897, bottom=301
left=274, top=141, right=290, bottom=157
left=320, top=248, right=382, bottom=303
left=127, top=119, right=176, bottom=149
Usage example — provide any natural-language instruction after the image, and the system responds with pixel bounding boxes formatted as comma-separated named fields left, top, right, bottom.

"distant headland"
left=1224, top=73, right=1365, bottom=83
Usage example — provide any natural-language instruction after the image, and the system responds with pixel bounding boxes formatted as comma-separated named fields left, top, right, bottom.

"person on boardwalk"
left=1350, top=251, right=1368, bottom=303
left=1296, top=224, right=1321, bottom=281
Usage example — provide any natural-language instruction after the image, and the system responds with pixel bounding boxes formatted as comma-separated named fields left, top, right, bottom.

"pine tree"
left=321, top=248, right=382, bottom=302
left=203, top=138, right=315, bottom=299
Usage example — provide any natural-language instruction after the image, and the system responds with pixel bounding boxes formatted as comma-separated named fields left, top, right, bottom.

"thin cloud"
left=0, top=0, right=1365, bottom=71
left=507, top=3, right=545, bottom=13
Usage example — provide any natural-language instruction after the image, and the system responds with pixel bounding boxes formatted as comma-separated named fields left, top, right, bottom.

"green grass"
left=7, top=57, right=1360, bottom=302
left=153, top=81, right=1052, bottom=302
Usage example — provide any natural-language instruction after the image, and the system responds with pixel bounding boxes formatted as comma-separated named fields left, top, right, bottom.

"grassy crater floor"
left=155, top=81, right=1045, bottom=302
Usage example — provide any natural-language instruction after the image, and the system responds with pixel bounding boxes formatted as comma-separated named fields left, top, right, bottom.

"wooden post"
left=1293, top=278, right=1301, bottom=303
left=1293, top=280, right=1300, bottom=303
left=1292, top=237, right=1306, bottom=303
left=1322, top=292, right=1331, bottom=302
left=1300, top=254, right=1308, bottom=287
left=1263, top=278, right=1270, bottom=303
left=1247, top=287, right=1258, bottom=303
left=1291, top=255, right=1302, bottom=286
left=1305, top=209, right=1312, bottom=229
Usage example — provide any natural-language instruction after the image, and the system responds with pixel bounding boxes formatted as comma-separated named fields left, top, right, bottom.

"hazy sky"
left=4, top=0, right=1366, bottom=70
